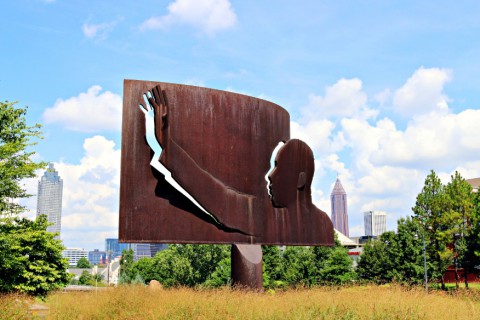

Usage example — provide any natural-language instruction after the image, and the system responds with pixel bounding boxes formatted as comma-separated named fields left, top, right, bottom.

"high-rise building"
left=330, top=177, right=349, bottom=236
left=364, top=210, right=387, bottom=236
left=88, top=249, right=107, bottom=265
left=62, top=248, right=88, bottom=266
left=36, top=163, right=63, bottom=238
left=134, top=243, right=152, bottom=260
left=105, top=238, right=133, bottom=261
left=150, top=244, right=167, bottom=257
left=105, top=238, right=167, bottom=261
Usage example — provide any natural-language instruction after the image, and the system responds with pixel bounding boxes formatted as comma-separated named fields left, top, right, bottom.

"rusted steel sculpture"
left=120, top=80, right=333, bottom=245
left=120, top=80, right=334, bottom=289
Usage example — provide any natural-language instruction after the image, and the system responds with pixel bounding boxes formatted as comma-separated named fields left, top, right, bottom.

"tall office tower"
left=150, top=243, right=167, bottom=257
left=62, top=248, right=88, bottom=266
left=105, top=239, right=167, bottom=261
left=330, top=177, right=349, bottom=236
left=37, top=163, right=63, bottom=238
left=133, top=243, right=167, bottom=261
left=105, top=238, right=132, bottom=261
left=364, top=210, right=387, bottom=236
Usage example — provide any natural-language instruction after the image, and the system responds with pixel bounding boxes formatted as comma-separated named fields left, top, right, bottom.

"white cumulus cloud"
left=43, top=86, right=122, bottom=132
left=365, top=109, right=480, bottom=169
left=393, top=66, right=452, bottom=116
left=290, top=119, right=338, bottom=155
left=56, top=136, right=120, bottom=248
left=140, top=0, right=237, bottom=35
left=301, top=78, right=374, bottom=120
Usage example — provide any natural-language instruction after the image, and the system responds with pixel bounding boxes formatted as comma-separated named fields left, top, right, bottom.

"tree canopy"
left=359, top=170, right=480, bottom=291
left=0, top=101, right=69, bottom=296
left=0, top=101, right=45, bottom=215
left=357, top=217, right=427, bottom=285
left=0, top=215, right=70, bottom=296
left=76, top=257, right=91, bottom=269
left=125, top=239, right=356, bottom=288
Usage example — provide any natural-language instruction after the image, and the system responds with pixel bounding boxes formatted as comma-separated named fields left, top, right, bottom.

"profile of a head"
left=268, top=139, right=314, bottom=208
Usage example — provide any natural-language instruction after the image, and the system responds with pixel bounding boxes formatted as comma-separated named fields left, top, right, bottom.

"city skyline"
left=4, top=1, right=480, bottom=249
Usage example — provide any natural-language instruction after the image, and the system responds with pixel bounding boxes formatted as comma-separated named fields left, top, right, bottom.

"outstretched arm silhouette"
left=139, top=85, right=222, bottom=226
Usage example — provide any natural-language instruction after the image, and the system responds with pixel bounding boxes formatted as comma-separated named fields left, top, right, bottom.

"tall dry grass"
left=2, top=285, right=479, bottom=319
left=39, top=285, right=480, bottom=320
left=0, top=293, right=35, bottom=319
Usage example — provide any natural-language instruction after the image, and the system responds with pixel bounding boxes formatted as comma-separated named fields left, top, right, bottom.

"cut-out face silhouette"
left=266, top=139, right=334, bottom=245
left=268, top=139, right=314, bottom=208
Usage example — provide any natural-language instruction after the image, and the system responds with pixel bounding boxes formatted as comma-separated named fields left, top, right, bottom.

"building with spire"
left=330, top=177, right=349, bottom=236
left=37, top=163, right=63, bottom=238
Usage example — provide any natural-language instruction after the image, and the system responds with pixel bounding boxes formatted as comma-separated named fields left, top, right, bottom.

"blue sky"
left=3, top=0, right=480, bottom=250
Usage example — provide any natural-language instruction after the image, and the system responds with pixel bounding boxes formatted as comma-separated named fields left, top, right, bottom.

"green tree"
left=445, top=171, right=474, bottom=288
left=312, top=235, right=356, bottom=285
left=173, top=244, right=229, bottom=285
left=357, top=218, right=431, bottom=286
left=148, top=246, right=193, bottom=287
left=413, top=170, right=454, bottom=290
left=131, top=257, right=155, bottom=283
left=129, top=244, right=229, bottom=287
left=0, top=101, right=45, bottom=215
left=281, top=246, right=316, bottom=286
left=203, top=257, right=231, bottom=287
left=317, top=245, right=356, bottom=285
left=78, top=270, right=93, bottom=285
left=262, top=245, right=284, bottom=288
left=119, top=249, right=135, bottom=284
left=394, top=217, right=427, bottom=285
left=0, top=215, right=70, bottom=296
left=0, top=101, right=69, bottom=296
left=356, top=238, right=390, bottom=284
left=470, top=191, right=480, bottom=273
left=76, top=257, right=91, bottom=269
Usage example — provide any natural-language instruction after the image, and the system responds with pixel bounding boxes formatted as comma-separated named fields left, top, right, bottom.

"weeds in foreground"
left=2, top=285, right=480, bottom=319
left=0, top=293, right=34, bottom=319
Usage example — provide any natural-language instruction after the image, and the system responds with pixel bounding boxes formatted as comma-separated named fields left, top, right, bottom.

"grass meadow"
left=2, top=285, right=480, bottom=319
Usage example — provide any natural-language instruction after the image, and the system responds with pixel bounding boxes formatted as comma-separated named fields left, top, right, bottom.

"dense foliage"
left=0, top=101, right=45, bottom=214
left=263, top=237, right=356, bottom=288
left=357, top=217, right=427, bottom=285
left=0, top=215, right=70, bottom=296
left=0, top=101, right=69, bottom=296
left=76, top=257, right=91, bottom=269
left=122, top=237, right=355, bottom=288
left=358, top=170, right=480, bottom=290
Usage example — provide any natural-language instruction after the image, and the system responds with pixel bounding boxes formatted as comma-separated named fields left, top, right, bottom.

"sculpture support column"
left=231, top=244, right=263, bottom=290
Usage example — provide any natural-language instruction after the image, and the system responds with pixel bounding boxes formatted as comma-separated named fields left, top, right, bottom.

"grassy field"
left=2, top=285, right=480, bottom=319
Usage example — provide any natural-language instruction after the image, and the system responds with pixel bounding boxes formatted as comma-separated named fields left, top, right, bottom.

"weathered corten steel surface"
left=231, top=244, right=263, bottom=290
left=268, top=139, right=334, bottom=244
left=120, top=79, right=334, bottom=245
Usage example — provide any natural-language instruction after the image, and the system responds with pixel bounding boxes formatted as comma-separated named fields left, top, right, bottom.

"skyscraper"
left=105, top=239, right=166, bottom=261
left=364, top=210, right=387, bottom=236
left=37, top=163, right=63, bottom=238
left=330, top=177, right=349, bottom=236
left=105, top=238, right=132, bottom=261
